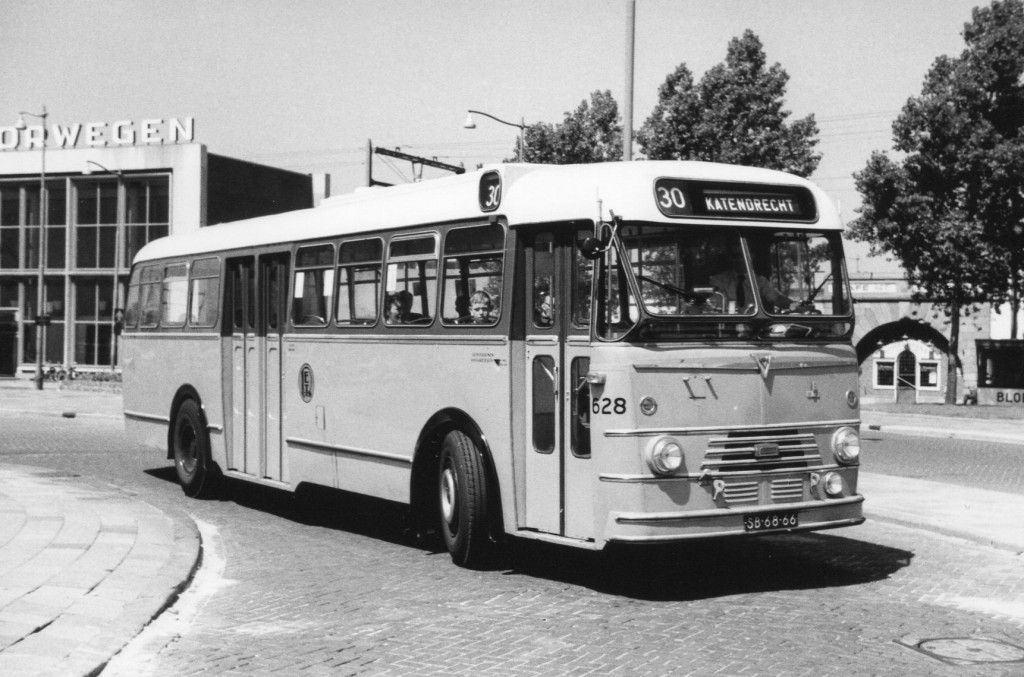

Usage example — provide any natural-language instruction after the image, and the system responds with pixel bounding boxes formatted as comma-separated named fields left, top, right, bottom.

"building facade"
left=0, top=125, right=313, bottom=379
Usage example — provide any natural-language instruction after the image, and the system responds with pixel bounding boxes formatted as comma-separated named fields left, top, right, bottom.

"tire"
left=172, top=399, right=218, bottom=498
left=438, top=429, right=491, bottom=568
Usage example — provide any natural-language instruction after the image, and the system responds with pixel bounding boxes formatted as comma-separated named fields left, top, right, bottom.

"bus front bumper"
left=605, top=495, right=865, bottom=543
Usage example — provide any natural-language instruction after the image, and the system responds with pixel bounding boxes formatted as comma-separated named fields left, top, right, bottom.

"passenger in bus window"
left=386, top=290, right=421, bottom=324
left=469, top=291, right=494, bottom=324
left=534, top=280, right=553, bottom=327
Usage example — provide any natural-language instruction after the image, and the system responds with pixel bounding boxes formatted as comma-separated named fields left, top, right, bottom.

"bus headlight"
left=831, top=427, right=860, bottom=465
left=646, top=437, right=684, bottom=476
left=823, top=471, right=845, bottom=496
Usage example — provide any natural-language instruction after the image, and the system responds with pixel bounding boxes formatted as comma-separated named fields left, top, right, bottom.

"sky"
left=1, top=0, right=987, bottom=227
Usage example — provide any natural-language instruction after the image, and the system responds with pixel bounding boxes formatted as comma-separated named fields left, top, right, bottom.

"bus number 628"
left=592, top=397, right=626, bottom=415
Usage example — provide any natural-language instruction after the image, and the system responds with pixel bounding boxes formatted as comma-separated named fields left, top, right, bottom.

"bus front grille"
left=722, top=480, right=759, bottom=504
left=702, top=429, right=821, bottom=474
left=770, top=477, right=805, bottom=502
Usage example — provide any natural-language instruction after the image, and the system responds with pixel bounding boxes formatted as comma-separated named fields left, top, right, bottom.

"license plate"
left=744, top=512, right=798, bottom=532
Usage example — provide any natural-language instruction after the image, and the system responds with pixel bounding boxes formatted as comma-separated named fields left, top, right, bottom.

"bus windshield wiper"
left=635, top=274, right=691, bottom=299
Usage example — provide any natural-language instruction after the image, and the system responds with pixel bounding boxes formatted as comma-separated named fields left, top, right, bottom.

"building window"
left=75, top=181, right=118, bottom=269
left=918, top=361, right=940, bottom=390
left=124, top=178, right=169, bottom=266
left=74, top=279, right=114, bottom=366
left=0, top=180, right=66, bottom=271
left=874, top=360, right=895, bottom=388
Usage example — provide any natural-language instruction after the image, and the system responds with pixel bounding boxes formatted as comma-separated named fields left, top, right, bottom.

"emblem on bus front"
left=299, top=364, right=315, bottom=403
left=752, top=353, right=772, bottom=379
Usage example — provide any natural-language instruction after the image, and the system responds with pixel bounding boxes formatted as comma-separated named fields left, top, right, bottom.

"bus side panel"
left=122, top=333, right=226, bottom=462
left=281, top=337, right=512, bottom=506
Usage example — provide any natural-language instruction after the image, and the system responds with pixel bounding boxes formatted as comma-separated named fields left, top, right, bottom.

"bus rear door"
left=225, top=253, right=289, bottom=482
left=522, top=227, right=594, bottom=540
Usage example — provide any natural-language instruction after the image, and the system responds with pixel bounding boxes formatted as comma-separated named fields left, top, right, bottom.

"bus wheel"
left=172, top=399, right=218, bottom=498
left=438, top=430, right=490, bottom=568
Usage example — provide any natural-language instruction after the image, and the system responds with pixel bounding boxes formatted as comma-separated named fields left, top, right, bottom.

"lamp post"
left=15, top=107, right=48, bottom=390
left=84, top=160, right=125, bottom=371
left=464, top=110, right=526, bottom=162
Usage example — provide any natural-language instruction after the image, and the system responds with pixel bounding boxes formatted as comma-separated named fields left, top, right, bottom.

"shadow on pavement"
left=144, top=465, right=912, bottom=602
left=501, top=532, right=912, bottom=601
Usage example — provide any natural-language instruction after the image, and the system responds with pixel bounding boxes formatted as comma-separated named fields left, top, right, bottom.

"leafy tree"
left=637, top=30, right=820, bottom=177
left=514, top=90, right=622, bottom=163
left=853, top=152, right=1006, bottom=403
left=849, top=1, right=1024, bottom=402
left=947, top=0, right=1024, bottom=337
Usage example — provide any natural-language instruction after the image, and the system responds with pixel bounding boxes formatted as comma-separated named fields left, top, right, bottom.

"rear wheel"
left=438, top=429, right=491, bottom=568
left=172, top=399, right=218, bottom=498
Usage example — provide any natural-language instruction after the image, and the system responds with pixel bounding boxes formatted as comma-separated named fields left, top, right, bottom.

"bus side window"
left=136, top=265, right=162, bottom=328
left=572, top=227, right=593, bottom=329
left=337, top=238, right=382, bottom=326
left=189, top=257, right=221, bottom=328
left=384, top=234, right=437, bottom=325
left=161, top=263, right=189, bottom=327
left=123, top=266, right=144, bottom=330
left=533, top=233, right=555, bottom=329
left=441, top=223, right=504, bottom=326
left=292, top=244, right=334, bottom=326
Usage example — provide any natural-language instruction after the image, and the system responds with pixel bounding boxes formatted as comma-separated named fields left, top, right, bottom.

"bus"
left=121, top=161, right=863, bottom=568
left=976, top=339, right=1024, bottom=405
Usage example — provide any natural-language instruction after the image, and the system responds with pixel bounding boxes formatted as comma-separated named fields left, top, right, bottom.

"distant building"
left=844, top=239, right=1007, bottom=405
left=0, top=117, right=318, bottom=378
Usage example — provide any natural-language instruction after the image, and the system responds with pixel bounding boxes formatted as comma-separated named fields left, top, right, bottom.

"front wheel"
left=172, top=399, right=219, bottom=498
left=438, top=430, right=491, bottom=568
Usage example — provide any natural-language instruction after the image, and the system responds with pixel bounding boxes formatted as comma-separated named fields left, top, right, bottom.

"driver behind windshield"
left=704, top=243, right=793, bottom=313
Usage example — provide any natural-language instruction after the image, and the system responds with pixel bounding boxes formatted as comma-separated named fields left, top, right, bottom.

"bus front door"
left=226, top=254, right=288, bottom=482
left=522, top=227, right=594, bottom=541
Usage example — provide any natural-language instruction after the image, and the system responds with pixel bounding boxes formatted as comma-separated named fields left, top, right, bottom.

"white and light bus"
left=121, top=161, right=863, bottom=567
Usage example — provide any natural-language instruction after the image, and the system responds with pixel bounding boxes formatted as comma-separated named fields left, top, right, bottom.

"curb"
left=860, top=472, right=1024, bottom=555
left=863, top=422, right=1024, bottom=444
left=0, top=465, right=202, bottom=677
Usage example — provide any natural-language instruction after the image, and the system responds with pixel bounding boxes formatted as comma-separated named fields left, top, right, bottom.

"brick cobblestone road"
left=2, top=397, right=1022, bottom=677
left=109, top=483, right=1024, bottom=677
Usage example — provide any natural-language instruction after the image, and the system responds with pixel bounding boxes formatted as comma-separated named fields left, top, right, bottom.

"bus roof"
left=134, top=161, right=842, bottom=263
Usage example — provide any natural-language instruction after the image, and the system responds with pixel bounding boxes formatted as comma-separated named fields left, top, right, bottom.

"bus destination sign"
left=654, top=178, right=817, bottom=222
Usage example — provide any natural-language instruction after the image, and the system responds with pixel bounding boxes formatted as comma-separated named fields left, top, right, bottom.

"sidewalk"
left=860, top=408, right=1024, bottom=444
left=0, top=381, right=1022, bottom=676
left=0, top=380, right=201, bottom=677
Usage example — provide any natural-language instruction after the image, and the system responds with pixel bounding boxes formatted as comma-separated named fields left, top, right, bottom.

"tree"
left=637, top=30, right=820, bottom=177
left=514, top=90, right=622, bottom=164
left=849, top=1, right=1024, bottom=402
left=852, top=152, right=1007, bottom=403
left=946, top=0, right=1024, bottom=338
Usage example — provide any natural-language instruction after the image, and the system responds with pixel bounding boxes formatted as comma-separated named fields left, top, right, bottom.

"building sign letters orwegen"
left=0, top=117, right=195, bottom=150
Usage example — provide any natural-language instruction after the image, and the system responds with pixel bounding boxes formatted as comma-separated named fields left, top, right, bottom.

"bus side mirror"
left=579, top=237, right=605, bottom=260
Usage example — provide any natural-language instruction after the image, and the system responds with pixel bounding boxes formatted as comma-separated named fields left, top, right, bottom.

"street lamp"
left=464, top=109, right=526, bottom=162
left=15, top=106, right=48, bottom=390
left=83, top=160, right=126, bottom=371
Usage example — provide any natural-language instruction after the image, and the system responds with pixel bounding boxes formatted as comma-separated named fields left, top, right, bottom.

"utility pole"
left=622, top=0, right=635, bottom=162
left=366, top=140, right=464, bottom=187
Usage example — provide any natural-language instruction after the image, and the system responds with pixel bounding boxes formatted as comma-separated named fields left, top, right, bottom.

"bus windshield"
left=609, top=224, right=852, bottom=341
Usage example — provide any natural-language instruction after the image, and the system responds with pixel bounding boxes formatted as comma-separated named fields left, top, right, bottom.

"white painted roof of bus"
left=134, top=161, right=841, bottom=263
